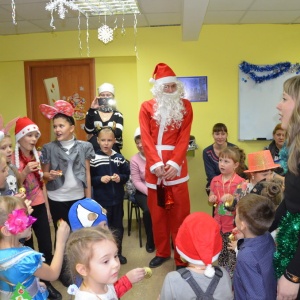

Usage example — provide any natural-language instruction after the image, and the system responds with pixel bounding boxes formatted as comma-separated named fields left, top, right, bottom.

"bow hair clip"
left=39, top=100, right=74, bottom=120
left=0, top=115, right=19, bottom=142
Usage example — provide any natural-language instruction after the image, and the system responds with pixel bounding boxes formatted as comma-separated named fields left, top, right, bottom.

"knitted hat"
left=98, top=83, right=115, bottom=96
left=15, top=117, right=41, bottom=142
left=149, top=63, right=177, bottom=84
left=134, top=127, right=140, bottom=140
left=14, top=117, right=41, bottom=171
left=68, top=198, right=108, bottom=231
left=176, top=212, right=222, bottom=278
left=244, top=150, right=280, bottom=173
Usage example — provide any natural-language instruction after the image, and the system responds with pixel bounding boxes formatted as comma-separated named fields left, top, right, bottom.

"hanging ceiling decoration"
left=11, top=0, right=140, bottom=56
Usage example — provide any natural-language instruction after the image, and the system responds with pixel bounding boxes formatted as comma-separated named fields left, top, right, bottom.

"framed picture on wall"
left=177, top=76, right=208, bottom=102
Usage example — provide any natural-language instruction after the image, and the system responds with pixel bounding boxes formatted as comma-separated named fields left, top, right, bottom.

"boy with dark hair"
left=234, top=194, right=277, bottom=300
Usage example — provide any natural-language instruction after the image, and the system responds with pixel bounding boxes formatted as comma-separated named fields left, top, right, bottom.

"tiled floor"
left=51, top=219, right=175, bottom=300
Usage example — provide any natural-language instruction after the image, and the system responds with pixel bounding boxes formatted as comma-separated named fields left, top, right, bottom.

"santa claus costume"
left=139, top=63, right=193, bottom=268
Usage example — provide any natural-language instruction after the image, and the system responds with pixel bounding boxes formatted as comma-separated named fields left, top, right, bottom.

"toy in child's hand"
left=224, top=195, right=234, bottom=207
left=19, top=187, right=26, bottom=194
left=144, top=267, right=152, bottom=279
left=56, top=170, right=63, bottom=176
left=111, top=174, right=117, bottom=180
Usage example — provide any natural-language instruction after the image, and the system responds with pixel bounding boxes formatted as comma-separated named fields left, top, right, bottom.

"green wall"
left=1, top=24, right=298, bottom=214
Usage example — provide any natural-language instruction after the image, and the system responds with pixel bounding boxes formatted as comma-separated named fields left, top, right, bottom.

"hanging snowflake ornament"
left=98, top=25, right=113, bottom=44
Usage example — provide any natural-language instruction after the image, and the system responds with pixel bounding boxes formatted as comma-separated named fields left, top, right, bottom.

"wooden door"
left=24, top=59, right=95, bottom=148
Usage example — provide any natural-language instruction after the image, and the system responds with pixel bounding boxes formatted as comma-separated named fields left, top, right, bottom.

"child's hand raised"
left=232, top=227, right=244, bottom=240
left=125, top=268, right=148, bottom=284
left=56, top=220, right=70, bottom=244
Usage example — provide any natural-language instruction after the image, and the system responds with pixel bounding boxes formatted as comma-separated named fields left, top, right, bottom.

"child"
left=12, top=117, right=60, bottom=299
left=159, top=212, right=233, bottom=300
left=39, top=100, right=95, bottom=236
left=208, top=146, right=245, bottom=277
left=90, top=127, right=130, bottom=264
left=66, top=226, right=147, bottom=300
left=0, top=152, right=9, bottom=190
left=0, top=115, right=21, bottom=196
left=66, top=198, right=147, bottom=298
left=0, top=195, right=70, bottom=300
left=225, top=150, right=283, bottom=212
left=233, top=194, right=277, bottom=300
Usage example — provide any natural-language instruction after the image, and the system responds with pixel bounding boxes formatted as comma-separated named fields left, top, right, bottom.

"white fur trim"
left=204, top=264, right=215, bottom=278
left=149, top=78, right=156, bottom=84
left=155, top=76, right=177, bottom=84
left=15, top=124, right=41, bottom=142
left=177, top=246, right=220, bottom=268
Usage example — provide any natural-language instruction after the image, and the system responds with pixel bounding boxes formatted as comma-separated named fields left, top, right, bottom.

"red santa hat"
left=149, top=63, right=177, bottom=84
left=15, top=117, right=41, bottom=142
left=176, top=212, right=222, bottom=278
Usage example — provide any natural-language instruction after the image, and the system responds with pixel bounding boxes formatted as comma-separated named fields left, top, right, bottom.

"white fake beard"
left=152, top=83, right=186, bottom=129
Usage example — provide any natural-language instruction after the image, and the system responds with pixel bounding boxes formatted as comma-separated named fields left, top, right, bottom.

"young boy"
left=159, top=212, right=233, bottom=300
left=233, top=194, right=277, bottom=300
left=90, top=127, right=130, bottom=264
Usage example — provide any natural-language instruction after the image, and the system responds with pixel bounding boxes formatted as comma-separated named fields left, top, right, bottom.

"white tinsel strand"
left=86, top=15, right=90, bottom=57
left=11, top=0, right=17, bottom=25
left=78, top=11, right=82, bottom=56
left=49, top=9, right=56, bottom=29
left=134, top=13, right=139, bottom=59
left=45, top=0, right=79, bottom=20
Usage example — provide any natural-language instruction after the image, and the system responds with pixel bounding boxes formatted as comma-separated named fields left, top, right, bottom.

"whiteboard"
left=239, top=69, right=294, bottom=141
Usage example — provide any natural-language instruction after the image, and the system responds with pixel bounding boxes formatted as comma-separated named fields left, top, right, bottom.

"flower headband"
left=39, top=100, right=74, bottom=120
left=2, top=208, right=37, bottom=235
left=0, top=115, right=19, bottom=142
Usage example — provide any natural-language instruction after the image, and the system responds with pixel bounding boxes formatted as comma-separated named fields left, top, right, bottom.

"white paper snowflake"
left=98, top=25, right=113, bottom=44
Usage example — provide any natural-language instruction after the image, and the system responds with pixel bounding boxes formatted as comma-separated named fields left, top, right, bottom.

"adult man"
left=139, top=63, right=193, bottom=269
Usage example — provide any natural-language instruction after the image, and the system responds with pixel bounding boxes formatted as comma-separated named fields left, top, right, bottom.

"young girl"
left=39, top=100, right=94, bottom=236
left=0, top=115, right=23, bottom=196
left=90, top=127, right=130, bottom=264
left=0, top=196, right=70, bottom=300
left=66, top=226, right=121, bottom=299
left=11, top=117, right=60, bottom=299
left=208, top=146, right=245, bottom=278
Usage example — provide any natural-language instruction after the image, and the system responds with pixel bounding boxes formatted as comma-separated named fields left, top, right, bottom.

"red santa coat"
left=139, top=98, right=193, bottom=188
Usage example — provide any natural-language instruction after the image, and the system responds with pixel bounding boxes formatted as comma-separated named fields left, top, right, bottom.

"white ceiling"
left=1, top=0, right=300, bottom=40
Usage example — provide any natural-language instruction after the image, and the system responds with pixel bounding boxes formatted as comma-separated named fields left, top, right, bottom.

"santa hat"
left=14, top=117, right=42, bottom=171
left=149, top=63, right=177, bottom=84
left=176, top=212, right=222, bottom=278
left=98, top=83, right=115, bottom=96
left=68, top=198, right=108, bottom=231
left=15, top=117, right=41, bottom=142
left=134, top=127, right=140, bottom=140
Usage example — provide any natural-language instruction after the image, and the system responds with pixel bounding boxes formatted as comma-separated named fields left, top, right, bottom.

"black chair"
left=127, top=193, right=143, bottom=248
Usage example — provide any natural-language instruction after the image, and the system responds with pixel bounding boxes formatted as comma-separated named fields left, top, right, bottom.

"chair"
left=127, top=193, right=143, bottom=248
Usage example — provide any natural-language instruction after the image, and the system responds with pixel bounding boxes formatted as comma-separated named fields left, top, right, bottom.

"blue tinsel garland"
left=239, top=61, right=292, bottom=83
